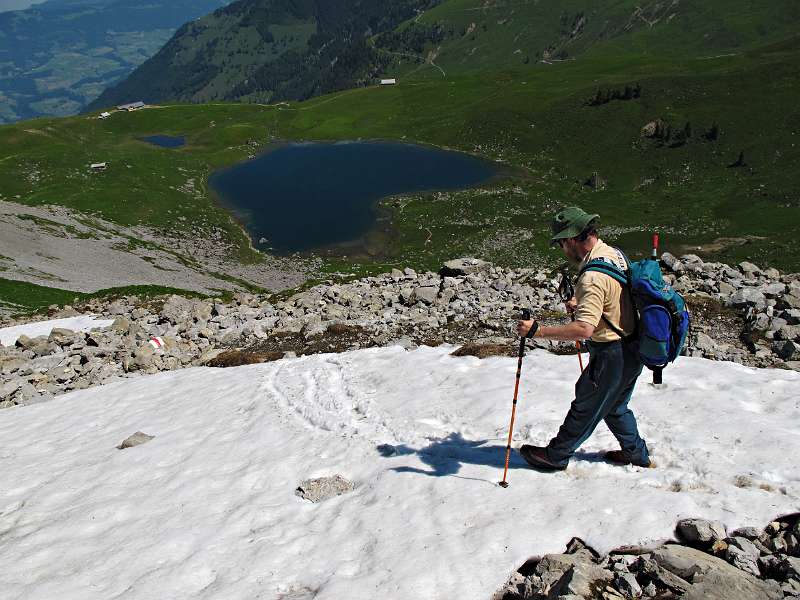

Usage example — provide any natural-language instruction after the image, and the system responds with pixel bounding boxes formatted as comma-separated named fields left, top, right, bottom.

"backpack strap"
left=578, top=251, right=637, bottom=341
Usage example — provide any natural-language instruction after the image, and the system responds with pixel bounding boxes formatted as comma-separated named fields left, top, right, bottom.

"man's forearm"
left=534, top=320, right=594, bottom=342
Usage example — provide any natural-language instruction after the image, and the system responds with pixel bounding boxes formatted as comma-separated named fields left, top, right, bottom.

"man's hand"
left=564, top=296, right=577, bottom=314
left=517, top=319, right=536, bottom=338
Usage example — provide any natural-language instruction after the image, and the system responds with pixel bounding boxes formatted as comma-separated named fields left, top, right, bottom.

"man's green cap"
left=549, top=206, right=599, bottom=245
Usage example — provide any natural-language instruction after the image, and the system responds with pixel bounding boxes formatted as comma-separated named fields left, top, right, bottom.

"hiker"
left=516, top=206, right=651, bottom=471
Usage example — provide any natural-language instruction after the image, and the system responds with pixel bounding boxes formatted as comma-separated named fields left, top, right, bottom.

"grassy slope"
left=0, top=277, right=221, bottom=315
left=1, top=0, right=799, bottom=314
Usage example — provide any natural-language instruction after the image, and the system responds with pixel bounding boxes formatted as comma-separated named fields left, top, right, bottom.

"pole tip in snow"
left=498, top=481, right=509, bottom=488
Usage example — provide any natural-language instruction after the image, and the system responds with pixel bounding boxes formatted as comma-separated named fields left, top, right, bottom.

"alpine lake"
left=208, top=141, right=502, bottom=257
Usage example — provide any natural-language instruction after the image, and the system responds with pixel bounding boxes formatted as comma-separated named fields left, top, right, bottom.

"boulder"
left=777, top=293, right=800, bottom=310
left=535, top=552, right=596, bottom=593
left=675, top=518, right=727, bottom=547
left=683, top=569, right=782, bottom=600
left=775, top=325, right=800, bottom=342
left=15, top=334, right=48, bottom=351
left=110, top=317, right=131, bottom=333
left=160, top=295, right=195, bottom=324
left=614, top=572, right=642, bottom=598
left=48, top=328, right=78, bottom=346
left=762, top=282, right=787, bottom=298
left=773, top=340, right=800, bottom=361
left=694, top=332, right=717, bottom=354
left=652, top=544, right=781, bottom=599
left=726, top=536, right=761, bottom=576
left=410, top=286, right=439, bottom=305
left=717, top=281, right=736, bottom=295
left=440, top=257, right=491, bottom=277
left=739, top=261, right=762, bottom=275
left=729, top=289, right=767, bottom=310
left=546, top=564, right=613, bottom=599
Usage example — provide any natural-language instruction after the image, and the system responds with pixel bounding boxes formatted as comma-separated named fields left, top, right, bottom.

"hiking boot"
left=519, top=445, right=567, bottom=471
left=605, top=450, right=655, bottom=468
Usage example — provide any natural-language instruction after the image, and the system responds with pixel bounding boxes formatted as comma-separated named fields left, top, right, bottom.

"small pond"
left=209, top=141, right=500, bottom=254
left=141, top=135, right=186, bottom=148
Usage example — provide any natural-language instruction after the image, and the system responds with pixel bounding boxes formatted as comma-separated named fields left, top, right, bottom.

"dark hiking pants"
left=545, top=339, right=649, bottom=467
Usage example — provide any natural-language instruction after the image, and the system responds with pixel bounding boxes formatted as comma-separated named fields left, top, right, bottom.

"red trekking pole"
left=499, top=308, right=531, bottom=488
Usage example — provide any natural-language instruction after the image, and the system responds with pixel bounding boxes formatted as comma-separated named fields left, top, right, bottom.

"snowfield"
left=0, top=315, right=114, bottom=346
left=1, top=345, right=798, bottom=599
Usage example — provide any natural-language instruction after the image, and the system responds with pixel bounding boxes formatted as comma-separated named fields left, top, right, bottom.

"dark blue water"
left=141, top=135, right=186, bottom=148
left=209, top=141, right=499, bottom=254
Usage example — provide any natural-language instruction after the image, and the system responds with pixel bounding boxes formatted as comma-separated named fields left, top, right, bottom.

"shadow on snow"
left=376, top=432, right=528, bottom=479
left=377, top=433, right=611, bottom=480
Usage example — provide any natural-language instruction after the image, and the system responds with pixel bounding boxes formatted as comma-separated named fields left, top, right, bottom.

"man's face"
left=558, top=238, right=582, bottom=264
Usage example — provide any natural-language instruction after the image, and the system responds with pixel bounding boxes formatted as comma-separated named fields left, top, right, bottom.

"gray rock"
left=782, top=556, right=800, bottom=581
left=763, top=282, right=787, bottom=298
left=773, top=340, right=800, bottom=361
left=48, top=328, right=78, bottom=346
left=535, top=552, right=595, bottom=593
left=694, top=332, right=717, bottom=353
left=661, top=252, right=686, bottom=273
left=729, top=288, right=767, bottom=310
left=652, top=545, right=781, bottom=599
left=410, top=286, right=439, bottom=305
left=776, top=325, right=800, bottom=342
left=675, top=518, right=727, bottom=547
left=730, top=527, right=763, bottom=540
left=493, top=572, right=540, bottom=600
left=0, top=379, right=20, bottom=399
left=777, top=293, right=800, bottom=310
left=295, top=475, right=355, bottom=503
left=683, top=569, right=782, bottom=600
left=110, top=316, right=131, bottom=333
left=615, top=572, right=642, bottom=598
left=717, top=281, right=736, bottom=295
left=0, top=356, right=26, bottom=375
left=160, top=295, right=195, bottom=324
left=739, top=261, right=762, bottom=275
left=15, top=334, right=47, bottom=350
left=726, top=537, right=761, bottom=576
left=440, top=257, right=490, bottom=277
left=117, top=431, right=155, bottom=449
left=547, top=563, right=613, bottom=599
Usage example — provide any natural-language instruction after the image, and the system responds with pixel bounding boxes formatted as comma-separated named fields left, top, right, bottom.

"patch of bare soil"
left=207, top=350, right=285, bottom=368
left=450, top=343, right=516, bottom=359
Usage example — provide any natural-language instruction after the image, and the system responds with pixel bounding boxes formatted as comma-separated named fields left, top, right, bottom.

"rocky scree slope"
left=1, top=254, right=799, bottom=409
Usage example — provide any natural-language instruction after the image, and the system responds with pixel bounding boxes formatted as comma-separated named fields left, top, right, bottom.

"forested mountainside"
left=89, top=0, right=442, bottom=109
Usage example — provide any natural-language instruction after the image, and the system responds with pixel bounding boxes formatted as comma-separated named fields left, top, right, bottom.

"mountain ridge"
left=88, top=0, right=441, bottom=110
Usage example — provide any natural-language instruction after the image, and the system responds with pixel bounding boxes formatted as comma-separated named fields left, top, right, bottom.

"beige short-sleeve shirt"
left=574, top=240, right=635, bottom=343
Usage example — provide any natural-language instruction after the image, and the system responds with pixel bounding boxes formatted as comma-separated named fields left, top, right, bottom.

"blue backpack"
left=580, top=250, right=690, bottom=383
